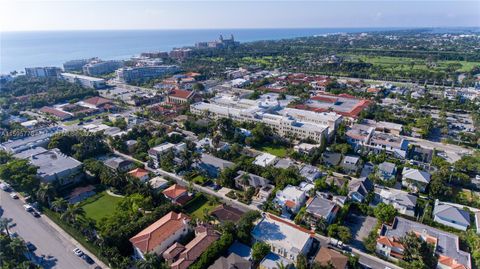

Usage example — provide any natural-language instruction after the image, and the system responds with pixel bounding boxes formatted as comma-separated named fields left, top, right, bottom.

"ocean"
left=1, top=28, right=399, bottom=73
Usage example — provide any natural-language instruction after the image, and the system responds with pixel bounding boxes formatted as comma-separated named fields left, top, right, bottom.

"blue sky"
left=1, top=0, right=479, bottom=31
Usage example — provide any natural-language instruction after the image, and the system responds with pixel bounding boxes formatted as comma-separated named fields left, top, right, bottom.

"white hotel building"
left=190, top=94, right=342, bottom=145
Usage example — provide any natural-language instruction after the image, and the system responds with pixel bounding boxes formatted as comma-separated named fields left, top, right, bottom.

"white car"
left=73, top=248, right=84, bottom=257
left=23, top=204, right=33, bottom=212
left=10, top=192, right=19, bottom=199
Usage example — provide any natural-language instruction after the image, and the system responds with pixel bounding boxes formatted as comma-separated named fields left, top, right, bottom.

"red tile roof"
left=169, top=89, right=194, bottom=100
left=315, top=247, right=348, bottom=269
left=128, top=168, right=149, bottom=179
left=163, top=184, right=188, bottom=199
left=39, top=106, right=71, bottom=119
left=438, top=255, right=468, bottom=269
left=129, top=211, right=190, bottom=253
left=84, top=96, right=112, bottom=106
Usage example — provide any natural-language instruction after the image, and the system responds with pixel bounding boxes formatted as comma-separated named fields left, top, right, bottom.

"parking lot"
left=344, top=213, right=378, bottom=250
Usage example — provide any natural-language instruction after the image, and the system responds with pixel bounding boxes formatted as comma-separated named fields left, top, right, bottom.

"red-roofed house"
left=162, top=184, right=192, bottom=205
left=128, top=168, right=150, bottom=182
left=129, top=211, right=190, bottom=260
left=164, top=225, right=220, bottom=269
left=167, top=89, right=198, bottom=105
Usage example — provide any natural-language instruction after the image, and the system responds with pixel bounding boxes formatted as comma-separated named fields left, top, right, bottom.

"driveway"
left=344, top=213, right=378, bottom=250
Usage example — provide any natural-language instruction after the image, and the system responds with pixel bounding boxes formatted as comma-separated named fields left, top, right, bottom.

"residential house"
left=373, top=187, right=417, bottom=217
left=305, top=194, right=339, bottom=225
left=433, top=200, right=471, bottom=231
left=163, top=225, right=220, bottom=269
left=162, top=184, right=192, bottom=205
left=314, top=247, right=348, bottom=269
left=348, top=178, right=373, bottom=202
left=126, top=140, right=138, bottom=152
left=274, top=185, right=307, bottom=214
left=104, top=156, right=134, bottom=172
left=128, top=168, right=150, bottom=182
left=211, top=204, right=245, bottom=223
left=259, top=253, right=292, bottom=269
left=196, top=153, right=234, bottom=178
left=252, top=214, right=314, bottom=262
left=376, top=217, right=471, bottom=269
left=377, top=162, right=397, bottom=181
left=299, top=164, right=322, bottom=182
left=234, top=171, right=270, bottom=191
left=129, top=211, right=190, bottom=260
left=148, top=142, right=186, bottom=168
left=208, top=253, right=251, bottom=269
left=321, top=151, right=342, bottom=167
left=402, top=168, right=431, bottom=192
left=257, top=184, right=275, bottom=202
left=148, top=177, right=170, bottom=191
left=294, top=143, right=319, bottom=154
left=274, top=158, right=295, bottom=169
left=254, top=153, right=278, bottom=167
left=341, top=155, right=362, bottom=175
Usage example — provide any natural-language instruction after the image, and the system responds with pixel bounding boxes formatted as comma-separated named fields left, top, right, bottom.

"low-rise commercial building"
left=60, top=73, right=106, bottom=89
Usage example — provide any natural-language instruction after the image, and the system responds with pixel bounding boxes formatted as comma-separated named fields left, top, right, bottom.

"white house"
left=251, top=214, right=313, bottom=262
left=274, top=185, right=307, bottom=214
left=254, top=153, right=278, bottom=167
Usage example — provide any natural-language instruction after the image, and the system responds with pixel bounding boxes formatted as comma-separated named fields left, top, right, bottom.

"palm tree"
left=9, top=237, right=28, bottom=261
left=36, top=182, right=55, bottom=205
left=0, top=217, right=13, bottom=237
left=61, top=204, right=85, bottom=224
left=135, top=253, right=165, bottom=269
left=51, top=197, right=68, bottom=213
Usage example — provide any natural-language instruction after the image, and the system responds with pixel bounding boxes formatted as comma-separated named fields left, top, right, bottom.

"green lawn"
left=183, top=194, right=219, bottom=220
left=81, top=191, right=123, bottom=222
left=258, top=144, right=288, bottom=157
left=192, top=175, right=209, bottom=185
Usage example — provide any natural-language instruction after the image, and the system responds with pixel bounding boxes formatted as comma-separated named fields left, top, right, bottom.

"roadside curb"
left=41, top=215, right=110, bottom=269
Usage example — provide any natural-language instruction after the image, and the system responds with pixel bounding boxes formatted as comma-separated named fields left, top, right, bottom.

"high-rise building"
left=25, top=67, right=61, bottom=78
left=63, top=58, right=96, bottom=72
left=83, top=60, right=124, bottom=76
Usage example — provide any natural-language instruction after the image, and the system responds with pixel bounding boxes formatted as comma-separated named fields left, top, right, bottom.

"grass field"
left=347, top=55, right=480, bottom=72
left=183, top=194, right=219, bottom=220
left=258, top=144, right=288, bottom=157
left=81, top=191, right=123, bottom=223
left=192, top=175, right=209, bottom=185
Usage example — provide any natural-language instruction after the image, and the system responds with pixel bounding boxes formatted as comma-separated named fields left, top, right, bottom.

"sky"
left=0, top=0, right=479, bottom=32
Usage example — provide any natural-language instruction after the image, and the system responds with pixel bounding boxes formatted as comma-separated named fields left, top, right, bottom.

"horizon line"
left=2, top=26, right=479, bottom=33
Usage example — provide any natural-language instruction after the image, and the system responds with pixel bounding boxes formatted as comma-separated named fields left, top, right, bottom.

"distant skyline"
left=1, top=0, right=479, bottom=32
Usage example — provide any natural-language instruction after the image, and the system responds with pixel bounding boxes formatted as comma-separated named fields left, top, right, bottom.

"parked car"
left=31, top=211, right=40, bottom=218
left=0, top=183, right=10, bottom=191
left=23, top=204, right=33, bottom=212
left=73, top=248, right=84, bottom=257
left=82, top=254, right=95, bottom=265
left=10, top=192, right=18, bottom=199
left=26, top=242, right=37, bottom=251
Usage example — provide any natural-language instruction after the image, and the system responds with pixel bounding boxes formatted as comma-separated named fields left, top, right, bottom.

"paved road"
left=0, top=190, right=99, bottom=269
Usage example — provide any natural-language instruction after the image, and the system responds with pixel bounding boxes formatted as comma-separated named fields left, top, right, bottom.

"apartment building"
left=116, top=65, right=181, bottom=83
left=190, top=94, right=340, bottom=144
left=25, top=67, right=61, bottom=78
left=83, top=60, right=124, bottom=76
